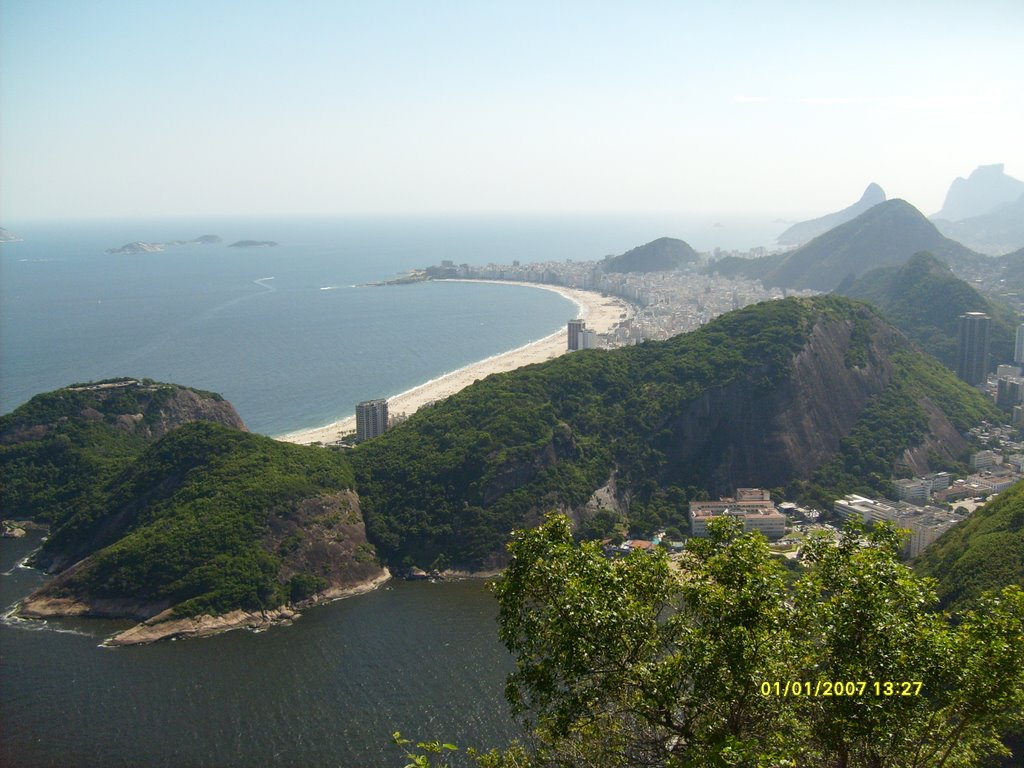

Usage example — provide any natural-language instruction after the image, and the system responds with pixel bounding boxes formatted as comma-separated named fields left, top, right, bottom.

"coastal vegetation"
left=24, top=422, right=379, bottom=620
left=0, top=378, right=243, bottom=528
left=0, top=298, right=1003, bottom=631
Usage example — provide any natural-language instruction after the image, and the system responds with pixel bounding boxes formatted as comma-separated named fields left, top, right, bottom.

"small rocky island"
left=228, top=240, right=278, bottom=248
left=0, top=226, right=23, bottom=243
left=106, top=235, right=223, bottom=254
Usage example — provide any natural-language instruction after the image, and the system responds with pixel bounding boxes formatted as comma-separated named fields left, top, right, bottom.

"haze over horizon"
left=1, top=0, right=1022, bottom=223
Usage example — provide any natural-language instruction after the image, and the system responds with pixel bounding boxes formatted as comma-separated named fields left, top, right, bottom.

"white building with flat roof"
left=690, top=489, right=786, bottom=541
left=834, top=494, right=962, bottom=558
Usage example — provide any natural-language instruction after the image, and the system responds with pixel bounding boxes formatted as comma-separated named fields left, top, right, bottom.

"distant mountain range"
left=933, top=164, right=1024, bottom=222
left=776, top=183, right=886, bottom=246
left=601, top=237, right=700, bottom=273
left=932, top=192, right=1024, bottom=256
left=712, top=199, right=982, bottom=292
left=931, top=164, right=1024, bottom=254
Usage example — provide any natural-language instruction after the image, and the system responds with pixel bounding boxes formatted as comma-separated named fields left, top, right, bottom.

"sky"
left=1, top=0, right=1022, bottom=221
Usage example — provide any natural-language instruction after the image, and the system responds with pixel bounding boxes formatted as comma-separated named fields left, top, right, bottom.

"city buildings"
left=355, top=398, right=388, bottom=442
left=893, top=472, right=951, bottom=505
left=567, top=318, right=585, bottom=350
left=1015, top=323, right=1024, bottom=364
left=833, top=494, right=963, bottom=558
left=956, top=311, right=991, bottom=385
left=689, top=488, right=787, bottom=541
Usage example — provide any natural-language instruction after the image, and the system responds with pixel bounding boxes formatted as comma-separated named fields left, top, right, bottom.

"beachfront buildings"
left=689, top=488, right=787, bottom=541
left=567, top=318, right=585, bottom=350
left=355, top=398, right=388, bottom=442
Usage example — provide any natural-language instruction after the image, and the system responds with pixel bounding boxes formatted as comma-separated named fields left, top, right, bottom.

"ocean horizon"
left=1, top=214, right=786, bottom=433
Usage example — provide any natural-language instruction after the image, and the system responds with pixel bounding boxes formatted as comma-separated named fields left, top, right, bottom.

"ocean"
left=0, top=214, right=785, bottom=767
left=0, top=213, right=783, bottom=433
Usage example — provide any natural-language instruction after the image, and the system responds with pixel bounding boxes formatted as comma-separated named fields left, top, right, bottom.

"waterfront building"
left=567, top=318, right=585, bottom=350
left=580, top=328, right=596, bottom=349
left=956, top=312, right=991, bottom=385
left=355, top=398, right=388, bottom=442
left=689, top=489, right=786, bottom=541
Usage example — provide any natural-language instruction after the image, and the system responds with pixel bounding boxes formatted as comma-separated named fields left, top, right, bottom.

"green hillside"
left=27, top=422, right=378, bottom=619
left=601, top=237, right=700, bottom=273
left=352, top=295, right=997, bottom=569
left=0, top=378, right=245, bottom=527
left=915, top=478, right=1024, bottom=612
left=838, top=251, right=1018, bottom=371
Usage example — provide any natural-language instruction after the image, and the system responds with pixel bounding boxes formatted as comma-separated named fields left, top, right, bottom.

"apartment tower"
left=956, top=312, right=991, bottom=385
left=355, top=398, right=389, bottom=442
left=567, top=318, right=585, bottom=351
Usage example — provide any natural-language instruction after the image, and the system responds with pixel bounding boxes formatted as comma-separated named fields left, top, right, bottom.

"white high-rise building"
left=1016, top=323, right=1024, bottom=364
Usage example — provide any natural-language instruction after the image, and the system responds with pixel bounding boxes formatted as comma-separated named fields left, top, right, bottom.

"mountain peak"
left=763, top=199, right=980, bottom=291
left=934, top=163, right=1024, bottom=222
left=777, top=183, right=886, bottom=246
left=859, top=182, right=887, bottom=204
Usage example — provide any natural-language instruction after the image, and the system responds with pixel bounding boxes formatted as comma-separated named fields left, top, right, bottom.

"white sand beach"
left=276, top=281, right=634, bottom=445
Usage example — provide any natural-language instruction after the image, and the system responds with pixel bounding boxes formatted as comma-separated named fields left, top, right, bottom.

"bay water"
left=0, top=214, right=784, bottom=766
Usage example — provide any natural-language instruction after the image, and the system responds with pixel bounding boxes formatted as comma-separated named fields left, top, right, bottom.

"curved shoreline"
left=276, top=280, right=635, bottom=445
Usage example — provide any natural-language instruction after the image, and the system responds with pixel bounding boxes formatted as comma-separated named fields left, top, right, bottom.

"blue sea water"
left=0, top=214, right=783, bottom=431
left=0, top=214, right=785, bottom=767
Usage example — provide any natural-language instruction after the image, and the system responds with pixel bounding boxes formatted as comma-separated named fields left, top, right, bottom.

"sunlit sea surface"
left=0, top=214, right=784, bottom=766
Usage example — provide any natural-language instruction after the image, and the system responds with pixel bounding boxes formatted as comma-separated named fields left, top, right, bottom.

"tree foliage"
left=33, top=422, right=362, bottom=618
left=480, top=514, right=1024, bottom=768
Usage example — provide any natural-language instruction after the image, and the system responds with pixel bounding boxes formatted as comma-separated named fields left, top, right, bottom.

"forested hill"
left=21, top=422, right=384, bottom=624
left=838, top=251, right=1018, bottom=371
left=601, top=237, right=700, bottom=273
left=351, top=295, right=997, bottom=569
left=0, top=378, right=246, bottom=527
left=915, top=477, right=1024, bottom=612
left=710, top=200, right=982, bottom=291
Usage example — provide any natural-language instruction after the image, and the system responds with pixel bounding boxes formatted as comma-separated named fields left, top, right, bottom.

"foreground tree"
left=486, top=515, right=1024, bottom=768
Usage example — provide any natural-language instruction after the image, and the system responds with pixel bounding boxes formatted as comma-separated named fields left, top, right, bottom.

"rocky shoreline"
left=15, top=569, right=393, bottom=647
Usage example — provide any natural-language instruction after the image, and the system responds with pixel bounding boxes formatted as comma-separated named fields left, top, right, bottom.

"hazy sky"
left=2, top=0, right=1022, bottom=221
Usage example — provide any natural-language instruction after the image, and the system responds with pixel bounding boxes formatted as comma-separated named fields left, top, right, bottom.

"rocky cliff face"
left=653, top=315, right=902, bottom=495
left=266, top=490, right=388, bottom=598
